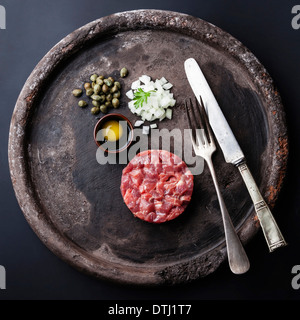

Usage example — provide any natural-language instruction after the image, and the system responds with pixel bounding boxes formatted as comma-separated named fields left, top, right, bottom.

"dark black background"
left=0, top=0, right=299, bottom=300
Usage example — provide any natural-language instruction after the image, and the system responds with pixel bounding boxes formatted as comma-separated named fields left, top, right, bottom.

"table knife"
left=184, top=57, right=286, bottom=252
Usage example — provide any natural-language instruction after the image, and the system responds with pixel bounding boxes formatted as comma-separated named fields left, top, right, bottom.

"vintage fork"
left=185, top=96, right=250, bottom=274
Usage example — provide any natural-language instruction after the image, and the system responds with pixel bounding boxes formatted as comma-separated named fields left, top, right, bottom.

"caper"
left=92, top=100, right=100, bottom=107
left=91, top=94, right=101, bottom=101
left=93, top=84, right=101, bottom=94
left=96, top=77, right=104, bottom=85
left=100, top=105, right=108, bottom=114
left=84, top=82, right=91, bottom=90
left=112, top=98, right=120, bottom=108
left=104, top=79, right=113, bottom=87
left=78, top=100, right=88, bottom=107
left=113, top=91, right=121, bottom=98
left=114, top=81, right=121, bottom=89
left=106, top=93, right=112, bottom=101
left=120, top=67, right=128, bottom=78
left=99, top=94, right=106, bottom=103
left=91, top=106, right=100, bottom=115
left=77, top=72, right=123, bottom=115
left=72, top=89, right=82, bottom=97
left=105, top=101, right=112, bottom=108
left=86, top=88, right=94, bottom=96
left=110, top=85, right=118, bottom=94
left=90, top=74, right=98, bottom=82
left=102, top=84, right=109, bottom=94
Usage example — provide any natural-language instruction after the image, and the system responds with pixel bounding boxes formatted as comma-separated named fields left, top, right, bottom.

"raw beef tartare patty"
left=120, top=150, right=194, bottom=223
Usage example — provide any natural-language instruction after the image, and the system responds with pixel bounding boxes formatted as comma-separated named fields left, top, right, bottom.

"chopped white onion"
left=162, top=83, right=173, bottom=90
left=166, top=108, right=173, bottom=119
left=150, top=123, right=158, bottom=129
left=159, top=114, right=166, bottom=121
left=154, top=108, right=165, bottom=118
left=142, top=126, right=150, bottom=135
left=131, top=80, right=141, bottom=90
left=134, top=120, right=144, bottom=127
left=127, top=75, right=176, bottom=122
left=139, top=75, right=151, bottom=84
left=126, top=90, right=134, bottom=100
left=159, top=77, right=168, bottom=85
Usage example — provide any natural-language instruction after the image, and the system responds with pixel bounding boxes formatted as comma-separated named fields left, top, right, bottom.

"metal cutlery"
left=184, top=57, right=286, bottom=252
left=185, top=96, right=250, bottom=274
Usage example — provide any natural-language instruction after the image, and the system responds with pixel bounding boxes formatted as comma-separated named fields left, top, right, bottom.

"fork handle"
left=237, top=161, right=287, bottom=252
left=207, top=160, right=250, bottom=274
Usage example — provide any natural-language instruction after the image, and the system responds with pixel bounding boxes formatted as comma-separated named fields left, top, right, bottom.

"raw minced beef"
left=120, top=150, right=194, bottom=223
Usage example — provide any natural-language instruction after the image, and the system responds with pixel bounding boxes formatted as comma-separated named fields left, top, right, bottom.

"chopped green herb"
left=133, top=88, right=155, bottom=109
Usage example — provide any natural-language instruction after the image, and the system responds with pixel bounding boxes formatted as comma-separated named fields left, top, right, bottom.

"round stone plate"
left=8, top=10, right=288, bottom=285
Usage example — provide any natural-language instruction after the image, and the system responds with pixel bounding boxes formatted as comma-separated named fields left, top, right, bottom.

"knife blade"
left=184, top=57, right=286, bottom=252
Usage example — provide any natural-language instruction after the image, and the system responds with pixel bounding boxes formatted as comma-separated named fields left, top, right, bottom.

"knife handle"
left=237, top=162, right=287, bottom=252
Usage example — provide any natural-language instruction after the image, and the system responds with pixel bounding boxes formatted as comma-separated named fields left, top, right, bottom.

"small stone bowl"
left=93, top=113, right=134, bottom=154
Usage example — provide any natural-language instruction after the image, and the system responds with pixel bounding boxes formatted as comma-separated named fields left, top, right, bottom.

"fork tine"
left=188, top=98, right=198, bottom=129
left=192, top=98, right=208, bottom=145
left=184, top=99, right=192, bottom=130
left=184, top=99, right=197, bottom=148
left=185, top=96, right=214, bottom=148
left=194, top=97, right=208, bottom=144
left=199, top=96, right=214, bottom=145
left=189, top=98, right=204, bottom=146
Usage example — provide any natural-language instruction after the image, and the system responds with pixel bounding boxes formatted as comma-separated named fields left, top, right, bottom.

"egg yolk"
left=102, top=120, right=123, bottom=142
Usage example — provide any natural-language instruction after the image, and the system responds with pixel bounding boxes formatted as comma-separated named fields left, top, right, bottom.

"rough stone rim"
left=8, top=9, right=288, bottom=285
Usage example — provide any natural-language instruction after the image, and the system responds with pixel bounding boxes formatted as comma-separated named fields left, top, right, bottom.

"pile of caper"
left=72, top=72, right=124, bottom=115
